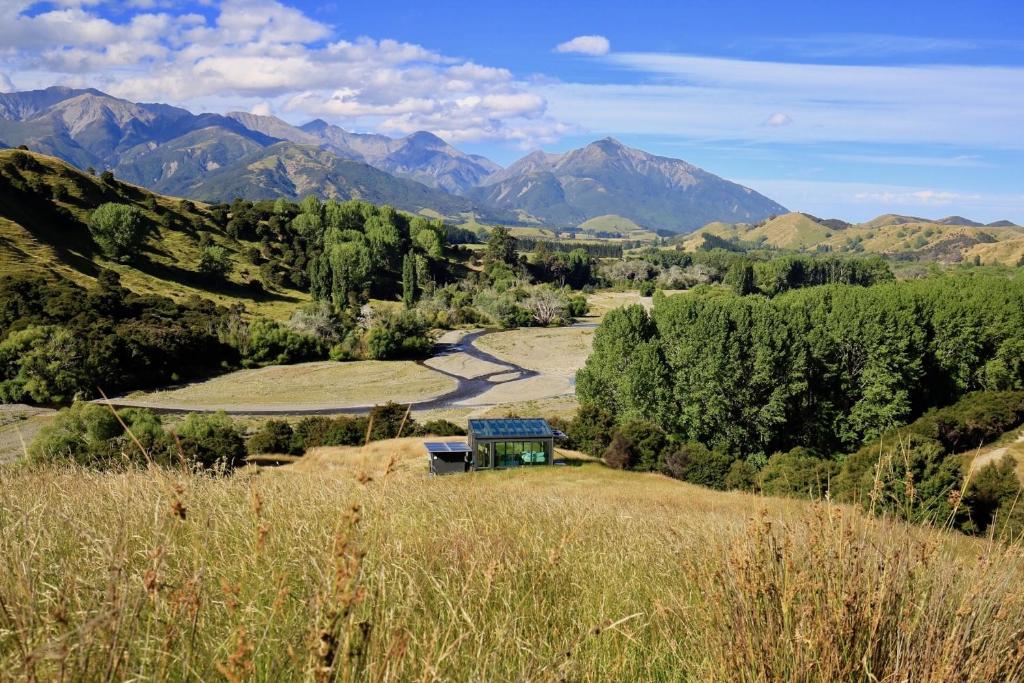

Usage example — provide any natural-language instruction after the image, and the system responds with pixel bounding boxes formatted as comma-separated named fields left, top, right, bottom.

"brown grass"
left=2, top=446, right=1024, bottom=681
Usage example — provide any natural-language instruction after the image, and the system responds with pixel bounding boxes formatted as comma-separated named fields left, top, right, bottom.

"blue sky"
left=3, top=0, right=1023, bottom=221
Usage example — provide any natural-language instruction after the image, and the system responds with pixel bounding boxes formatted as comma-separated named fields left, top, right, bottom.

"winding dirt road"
left=102, top=326, right=586, bottom=415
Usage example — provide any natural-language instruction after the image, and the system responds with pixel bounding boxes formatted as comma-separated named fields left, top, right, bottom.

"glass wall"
left=494, top=441, right=547, bottom=468
left=475, top=443, right=491, bottom=469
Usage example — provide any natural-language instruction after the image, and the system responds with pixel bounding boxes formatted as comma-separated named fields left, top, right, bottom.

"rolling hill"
left=471, top=138, right=787, bottom=232
left=682, top=211, right=1024, bottom=264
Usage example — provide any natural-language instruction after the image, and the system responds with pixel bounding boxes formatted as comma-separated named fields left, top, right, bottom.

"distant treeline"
left=517, top=238, right=624, bottom=258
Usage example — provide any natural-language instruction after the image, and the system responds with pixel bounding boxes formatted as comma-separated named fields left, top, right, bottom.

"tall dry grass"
left=1, top=457, right=1023, bottom=681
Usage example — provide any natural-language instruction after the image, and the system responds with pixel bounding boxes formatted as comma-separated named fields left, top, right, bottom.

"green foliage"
left=724, top=459, right=757, bottom=491
left=964, top=455, right=1022, bottom=536
left=175, top=412, right=247, bottom=471
left=567, top=405, right=617, bottom=457
left=833, top=391, right=1024, bottom=534
left=662, top=442, right=735, bottom=490
left=402, top=251, right=417, bottom=309
left=0, top=275, right=235, bottom=404
left=724, top=259, right=755, bottom=295
left=758, top=448, right=838, bottom=499
left=580, top=276, right=1024, bottom=459
left=601, top=420, right=668, bottom=471
left=240, top=318, right=323, bottom=366
left=87, top=203, right=151, bottom=261
left=247, top=420, right=298, bottom=455
left=575, top=306, right=667, bottom=425
left=29, top=402, right=174, bottom=469
left=485, top=226, right=518, bottom=265
left=198, top=245, right=232, bottom=280
left=419, top=419, right=466, bottom=437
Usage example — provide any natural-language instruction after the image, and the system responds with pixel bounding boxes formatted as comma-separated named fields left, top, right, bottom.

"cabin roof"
left=467, top=418, right=553, bottom=439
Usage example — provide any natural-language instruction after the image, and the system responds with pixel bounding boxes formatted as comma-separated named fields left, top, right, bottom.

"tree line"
left=574, top=274, right=1024, bottom=535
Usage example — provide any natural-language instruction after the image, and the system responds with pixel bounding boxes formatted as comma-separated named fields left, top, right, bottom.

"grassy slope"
left=2, top=456, right=1023, bottom=680
left=0, top=149, right=310, bottom=319
left=684, top=211, right=1024, bottom=264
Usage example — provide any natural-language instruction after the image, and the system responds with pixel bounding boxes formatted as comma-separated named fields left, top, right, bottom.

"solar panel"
left=424, top=442, right=471, bottom=453
left=467, top=419, right=553, bottom=439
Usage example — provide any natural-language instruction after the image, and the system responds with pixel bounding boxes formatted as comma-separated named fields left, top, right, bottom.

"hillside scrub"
left=1, top=462, right=1023, bottom=680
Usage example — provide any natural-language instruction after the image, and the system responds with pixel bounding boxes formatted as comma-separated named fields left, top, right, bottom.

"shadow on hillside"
left=133, top=255, right=302, bottom=304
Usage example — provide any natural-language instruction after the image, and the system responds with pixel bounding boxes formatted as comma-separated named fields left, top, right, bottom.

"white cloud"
left=250, top=101, right=273, bottom=116
left=763, top=112, right=792, bottom=127
left=538, top=53, right=1024, bottom=148
left=0, top=73, right=14, bottom=92
left=555, top=35, right=610, bottom=56
left=2, top=1, right=563, bottom=145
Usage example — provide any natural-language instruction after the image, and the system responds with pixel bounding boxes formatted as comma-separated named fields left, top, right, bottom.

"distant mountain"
left=178, top=142, right=509, bottom=220
left=987, top=220, right=1022, bottom=228
left=0, top=86, right=505, bottom=219
left=470, top=138, right=787, bottom=232
left=224, top=112, right=499, bottom=194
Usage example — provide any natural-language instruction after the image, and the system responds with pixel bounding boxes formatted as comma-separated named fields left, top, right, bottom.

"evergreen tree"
left=402, top=250, right=417, bottom=309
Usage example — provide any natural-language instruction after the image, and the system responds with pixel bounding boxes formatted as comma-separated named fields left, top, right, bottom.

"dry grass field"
left=2, top=444, right=1024, bottom=681
left=474, top=326, right=595, bottom=377
left=116, top=361, right=456, bottom=411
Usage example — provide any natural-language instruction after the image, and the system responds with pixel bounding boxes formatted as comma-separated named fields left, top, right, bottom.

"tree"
left=486, top=226, right=518, bottom=265
left=402, top=251, right=417, bottom=309
left=175, top=412, right=247, bottom=471
left=725, top=258, right=755, bottom=295
left=662, top=442, right=734, bottom=489
left=87, top=203, right=150, bottom=261
left=198, top=245, right=232, bottom=281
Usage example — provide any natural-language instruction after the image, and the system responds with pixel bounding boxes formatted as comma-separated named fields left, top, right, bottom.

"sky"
left=2, top=0, right=1023, bottom=222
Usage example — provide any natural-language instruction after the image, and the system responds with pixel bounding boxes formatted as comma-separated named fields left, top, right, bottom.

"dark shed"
left=425, top=442, right=473, bottom=475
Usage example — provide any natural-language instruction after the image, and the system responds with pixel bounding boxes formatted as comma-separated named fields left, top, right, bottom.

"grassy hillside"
left=684, top=211, right=1024, bottom=264
left=578, top=214, right=643, bottom=232
left=0, top=148, right=307, bottom=318
left=2, top=454, right=1023, bottom=680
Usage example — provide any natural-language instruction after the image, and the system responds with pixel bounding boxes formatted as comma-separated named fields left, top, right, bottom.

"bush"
left=243, top=318, right=323, bottom=366
left=758, top=447, right=838, bottom=499
left=29, top=402, right=171, bottom=468
left=569, top=405, right=616, bottom=457
left=663, top=442, right=734, bottom=490
left=87, top=203, right=151, bottom=261
left=419, top=419, right=466, bottom=436
left=174, top=412, right=247, bottom=471
left=725, top=459, right=757, bottom=491
left=964, top=455, right=1023, bottom=535
left=198, top=245, right=232, bottom=280
left=247, top=420, right=298, bottom=455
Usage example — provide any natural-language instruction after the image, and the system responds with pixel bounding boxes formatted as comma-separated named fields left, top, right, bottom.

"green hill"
left=0, top=148, right=306, bottom=318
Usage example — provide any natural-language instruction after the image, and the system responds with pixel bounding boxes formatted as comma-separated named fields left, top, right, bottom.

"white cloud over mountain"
left=1, top=0, right=565, bottom=145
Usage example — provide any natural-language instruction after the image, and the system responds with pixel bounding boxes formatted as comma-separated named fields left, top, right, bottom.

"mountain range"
left=0, top=85, right=787, bottom=231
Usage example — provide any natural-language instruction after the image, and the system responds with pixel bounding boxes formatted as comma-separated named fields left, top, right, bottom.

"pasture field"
left=474, top=326, right=595, bottom=378
left=2, top=448, right=1023, bottom=681
left=115, top=361, right=456, bottom=411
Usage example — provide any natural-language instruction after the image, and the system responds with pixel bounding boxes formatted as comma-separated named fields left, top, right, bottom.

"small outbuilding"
left=425, top=441, right=472, bottom=475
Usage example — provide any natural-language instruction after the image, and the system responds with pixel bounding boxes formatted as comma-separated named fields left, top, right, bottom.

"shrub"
left=174, top=412, right=247, bottom=471
left=663, top=442, right=734, bottom=490
left=28, top=402, right=171, bottom=468
left=569, top=405, right=616, bottom=457
left=758, top=447, right=838, bottom=499
left=419, top=419, right=466, bottom=436
left=88, top=203, right=150, bottom=261
left=964, top=454, right=1023, bottom=535
left=198, top=245, right=232, bottom=280
left=247, top=420, right=298, bottom=455
left=725, top=459, right=757, bottom=491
